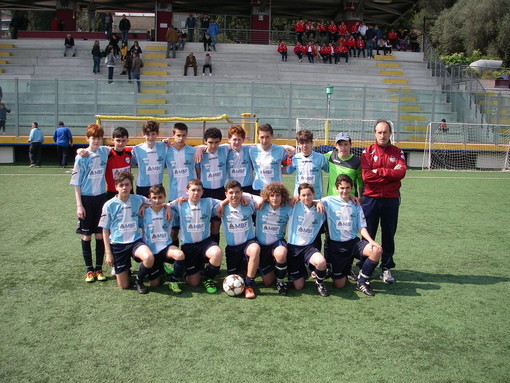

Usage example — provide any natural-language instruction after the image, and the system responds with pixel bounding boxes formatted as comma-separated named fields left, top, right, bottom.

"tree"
left=429, top=0, right=510, bottom=65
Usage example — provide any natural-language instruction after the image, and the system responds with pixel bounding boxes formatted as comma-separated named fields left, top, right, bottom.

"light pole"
left=325, top=85, right=334, bottom=145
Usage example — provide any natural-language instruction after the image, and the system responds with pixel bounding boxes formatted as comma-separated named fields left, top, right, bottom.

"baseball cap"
left=335, top=132, right=351, bottom=142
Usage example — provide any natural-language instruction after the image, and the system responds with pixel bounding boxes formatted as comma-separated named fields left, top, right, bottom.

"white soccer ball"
left=222, top=274, right=245, bottom=297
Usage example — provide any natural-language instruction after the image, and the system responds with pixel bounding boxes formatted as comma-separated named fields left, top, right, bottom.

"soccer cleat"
left=95, top=270, right=107, bottom=281
left=380, top=268, right=395, bottom=284
left=168, top=281, right=182, bottom=295
left=85, top=271, right=95, bottom=283
left=110, top=267, right=116, bottom=277
left=347, top=269, right=358, bottom=282
left=203, top=279, right=217, bottom=294
left=134, top=279, right=148, bottom=294
left=163, top=263, right=174, bottom=276
left=244, top=286, right=256, bottom=299
left=315, top=281, right=329, bottom=297
left=276, top=281, right=288, bottom=296
left=356, top=281, right=375, bottom=297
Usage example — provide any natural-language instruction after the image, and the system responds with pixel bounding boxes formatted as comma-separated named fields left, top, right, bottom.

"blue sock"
left=359, top=259, right=378, bottom=284
left=275, top=262, right=287, bottom=282
left=245, top=276, right=254, bottom=288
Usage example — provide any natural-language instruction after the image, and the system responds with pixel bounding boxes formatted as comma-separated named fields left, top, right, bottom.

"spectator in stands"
left=109, top=34, right=121, bottom=56
left=365, top=24, right=376, bottom=59
left=277, top=40, right=288, bottom=62
left=334, top=42, right=349, bottom=64
left=131, top=51, right=143, bottom=93
left=347, top=34, right=356, bottom=57
left=184, top=52, right=197, bottom=76
left=91, top=40, right=102, bottom=74
left=208, top=19, right=220, bottom=51
left=87, top=0, right=97, bottom=32
left=28, top=122, right=44, bottom=168
left=104, top=12, right=114, bottom=40
left=203, top=32, right=212, bottom=51
left=178, top=30, right=186, bottom=50
left=19, top=14, right=30, bottom=31
left=311, top=42, right=320, bottom=62
left=51, top=17, right=60, bottom=32
left=316, top=21, right=327, bottom=43
left=338, top=35, right=348, bottom=49
left=388, top=29, right=398, bottom=50
left=358, top=21, right=368, bottom=39
left=327, top=20, right=337, bottom=43
left=356, top=35, right=365, bottom=58
left=119, top=14, right=131, bottom=44
left=105, top=46, right=116, bottom=84
left=408, top=29, right=420, bottom=52
left=202, top=53, right=212, bottom=76
left=337, top=21, right=348, bottom=38
left=294, top=42, right=304, bottom=62
left=63, top=34, right=76, bottom=57
left=200, top=14, right=210, bottom=42
left=438, top=119, right=448, bottom=133
left=351, top=21, right=360, bottom=39
left=294, top=18, right=305, bottom=44
left=129, top=40, right=143, bottom=57
left=124, top=51, right=133, bottom=81
left=377, top=37, right=391, bottom=56
left=166, top=25, right=178, bottom=58
left=53, top=121, right=73, bottom=168
left=185, top=13, right=196, bottom=42
left=305, top=41, right=315, bottom=63
left=398, top=29, right=408, bottom=51
left=374, top=25, right=382, bottom=46
left=0, top=103, right=11, bottom=134
left=120, top=41, right=128, bottom=74
left=9, top=14, right=20, bottom=39
left=305, top=20, right=315, bottom=42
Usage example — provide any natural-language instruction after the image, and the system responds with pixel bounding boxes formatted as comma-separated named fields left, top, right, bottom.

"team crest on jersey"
left=389, top=156, right=396, bottom=163
left=125, top=157, right=131, bottom=164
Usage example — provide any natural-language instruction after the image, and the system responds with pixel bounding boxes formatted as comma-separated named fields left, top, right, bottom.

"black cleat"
left=347, top=269, right=358, bottom=282
left=134, top=279, right=148, bottom=294
left=356, top=281, right=375, bottom=297
left=315, top=281, right=329, bottom=297
left=276, top=281, right=288, bottom=296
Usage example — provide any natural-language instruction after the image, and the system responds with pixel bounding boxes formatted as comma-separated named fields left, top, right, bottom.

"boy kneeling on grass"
left=100, top=171, right=156, bottom=294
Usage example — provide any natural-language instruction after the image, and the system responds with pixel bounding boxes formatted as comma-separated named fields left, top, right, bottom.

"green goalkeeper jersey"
left=324, top=151, right=362, bottom=197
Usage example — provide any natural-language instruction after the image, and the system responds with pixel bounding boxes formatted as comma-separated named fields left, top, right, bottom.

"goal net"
left=422, top=122, right=510, bottom=171
left=295, top=118, right=392, bottom=154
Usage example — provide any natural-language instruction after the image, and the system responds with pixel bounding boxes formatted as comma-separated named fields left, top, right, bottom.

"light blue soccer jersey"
left=170, top=198, right=219, bottom=245
left=198, top=146, right=229, bottom=189
left=286, top=201, right=325, bottom=246
left=255, top=203, right=292, bottom=245
left=140, top=207, right=172, bottom=254
left=321, top=196, right=366, bottom=242
left=249, top=144, right=288, bottom=191
left=287, top=151, right=329, bottom=198
left=99, top=194, right=146, bottom=244
left=227, top=145, right=254, bottom=187
left=221, top=202, right=256, bottom=246
left=131, top=141, right=167, bottom=187
left=70, top=146, right=109, bottom=196
left=165, top=144, right=196, bottom=201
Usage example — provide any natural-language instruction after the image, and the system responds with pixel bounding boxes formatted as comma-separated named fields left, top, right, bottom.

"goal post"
left=422, top=121, right=510, bottom=171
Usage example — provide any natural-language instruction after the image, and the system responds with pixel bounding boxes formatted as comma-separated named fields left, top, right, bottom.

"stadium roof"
left=3, top=0, right=416, bottom=26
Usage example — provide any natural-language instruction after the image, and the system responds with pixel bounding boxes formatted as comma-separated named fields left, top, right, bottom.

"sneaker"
left=29, top=164, right=34, bottom=167
left=168, top=281, right=182, bottom=295
left=315, top=281, right=329, bottom=297
left=380, top=269, right=395, bottom=284
left=85, top=271, right=95, bottom=283
left=209, top=73, right=212, bottom=76
left=276, top=281, right=288, bottom=296
left=244, top=286, right=256, bottom=299
left=203, top=279, right=217, bottom=294
left=347, top=269, right=358, bottom=282
left=202, top=73, right=205, bottom=76
left=95, top=270, right=107, bottom=281
left=356, top=281, right=375, bottom=296
left=134, top=279, right=148, bottom=294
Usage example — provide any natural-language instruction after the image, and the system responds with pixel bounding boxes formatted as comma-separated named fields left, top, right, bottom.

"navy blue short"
left=181, top=238, right=218, bottom=277
left=225, top=239, right=258, bottom=275
left=258, top=239, right=287, bottom=276
left=76, top=193, right=108, bottom=236
left=241, top=185, right=257, bottom=195
left=111, top=238, right=147, bottom=275
left=136, top=186, right=151, bottom=198
left=326, top=237, right=367, bottom=280
left=203, top=187, right=225, bottom=222
left=287, top=243, right=320, bottom=281
left=147, top=245, right=175, bottom=281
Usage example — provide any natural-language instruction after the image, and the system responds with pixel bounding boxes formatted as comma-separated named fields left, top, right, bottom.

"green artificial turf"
left=0, top=167, right=509, bottom=383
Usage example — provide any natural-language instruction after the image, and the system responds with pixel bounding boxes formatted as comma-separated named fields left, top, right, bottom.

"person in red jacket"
left=356, top=35, right=365, bottom=58
left=347, top=35, right=356, bottom=57
left=305, top=20, right=315, bottom=42
left=316, top=21, right=327, bottom=43
left=334, top=42, right=349, bottom=64
left=337, top=21, right=348, bottom=38
left=327, top=20, right=337, bottom=43
left=293, top=42, right=304, bottom=62
left=360, top=120, right=406, bottom=284
left=294, top=18, right=305, bottom=44
left=304, top=41, right=315, bottom=63
left=387, top=29, right=398, bottom=50
left=277, top=40, right=288, bottom=62
left=351, top=21, right=360, bottom=39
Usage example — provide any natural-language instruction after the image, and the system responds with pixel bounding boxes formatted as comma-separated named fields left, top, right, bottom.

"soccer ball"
left=222, top=274, right=245, bottom=297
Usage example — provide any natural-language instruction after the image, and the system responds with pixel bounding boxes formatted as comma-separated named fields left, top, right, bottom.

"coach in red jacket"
left=360, top=120, right=406, bottom=284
